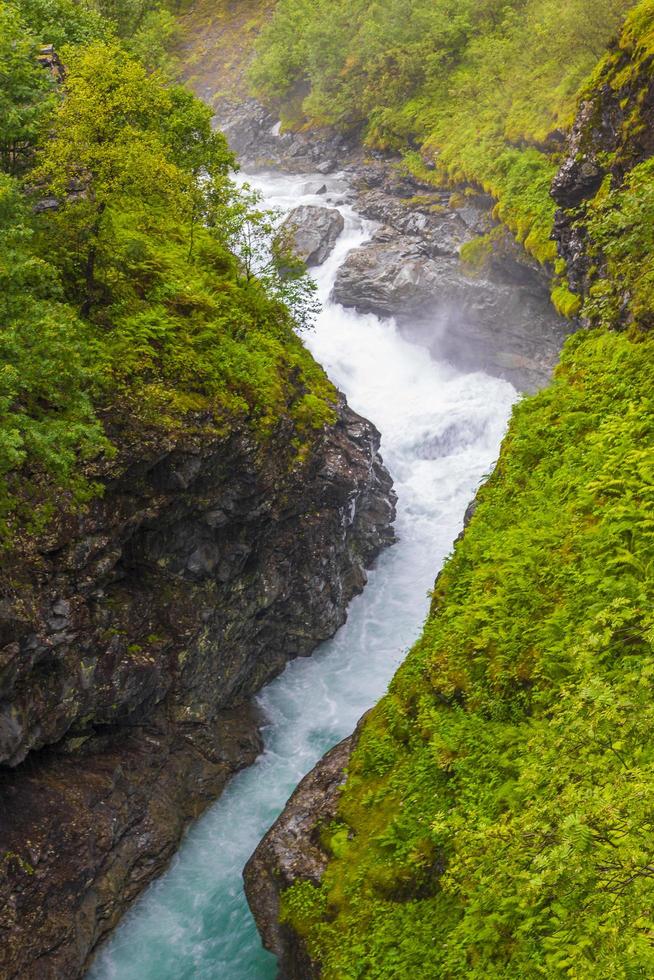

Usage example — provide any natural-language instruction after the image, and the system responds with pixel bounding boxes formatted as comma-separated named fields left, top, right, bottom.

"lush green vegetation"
left=0, top=0, right=333, bottom=541
left=282, top=328, right=654, bottom=980
left=6, top=0, right=654, bottom=967
left=251, top=0, right=634, bottom=266
left=274, top=2, right=654, bottom=975
left=566, top=0, right=654, bottom=330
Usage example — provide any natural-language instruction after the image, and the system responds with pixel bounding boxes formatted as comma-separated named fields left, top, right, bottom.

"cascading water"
left=88, top=170, right=517, bottom=980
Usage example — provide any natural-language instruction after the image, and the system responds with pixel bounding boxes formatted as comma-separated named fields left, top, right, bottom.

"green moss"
left=280, top=879, right=329, bottom=939
left=584, top=157, right=654, bottom=330
left=247, top=4, right=654, bottom=975
left=2, top=851, right=34, bottom=876
left=551, top=282, right=583, bottom=319
left=620, top=0, right=654, bottom=56
left=459, top=235, right=493, bottom=271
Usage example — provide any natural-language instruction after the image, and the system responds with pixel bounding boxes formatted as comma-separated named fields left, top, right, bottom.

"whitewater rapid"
left=88, top=171, right=517, bottom=979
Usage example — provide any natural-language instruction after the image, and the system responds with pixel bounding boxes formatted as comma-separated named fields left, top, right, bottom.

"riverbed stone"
left=282, top=204, right=345, bottom=266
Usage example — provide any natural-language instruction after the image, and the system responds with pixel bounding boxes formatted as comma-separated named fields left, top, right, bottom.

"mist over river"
left=88, top=169, right=516, bottom=980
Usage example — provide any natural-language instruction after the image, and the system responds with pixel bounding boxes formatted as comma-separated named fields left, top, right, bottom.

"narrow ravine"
left=88, top=170, right=517, bottom=980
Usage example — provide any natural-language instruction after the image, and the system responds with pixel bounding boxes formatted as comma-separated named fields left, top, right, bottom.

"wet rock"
left=551, top=43, right=654, bottom=310
left=282, top=205, right=345, bottom=266
left=215, top=99, right=570, bottom=385
left=354, top=187, right=471, bottom=257
left=0, top=396, right=396, bottom=978
left=332, top=230, right=572, bottom=393
left=244, top=733, right=356, bottom=980
left=553, top=137, right=604, bottom=209
left=217, top=99, right=356, bottom=176
left=332, top=228, right=460, bottom=316
left=0, top=706, right=264, bottom=980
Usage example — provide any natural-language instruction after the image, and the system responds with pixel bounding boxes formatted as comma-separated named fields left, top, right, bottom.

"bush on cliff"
left=0, top=2, right=333, bottom=541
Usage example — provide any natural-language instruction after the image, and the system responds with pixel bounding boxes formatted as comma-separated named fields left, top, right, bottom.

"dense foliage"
left=276, top=2, right=654, bottom=975
left=251, top=0, right=634, bottom=265
left=283, top=328, right=654, bottom=980
left=0, top=0, right=333, bottom=541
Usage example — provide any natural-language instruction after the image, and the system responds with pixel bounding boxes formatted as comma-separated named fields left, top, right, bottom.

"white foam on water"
left=88, top=169, right=517, bottom=980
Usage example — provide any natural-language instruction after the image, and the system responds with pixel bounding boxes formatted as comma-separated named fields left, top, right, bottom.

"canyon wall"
left=0, top=397, right=395, bottom=978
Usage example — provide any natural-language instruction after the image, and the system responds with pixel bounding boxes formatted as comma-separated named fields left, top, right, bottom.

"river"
left=88, top=168, right=517, bottom=979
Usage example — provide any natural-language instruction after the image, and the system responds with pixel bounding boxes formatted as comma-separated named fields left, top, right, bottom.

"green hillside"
left=259, top=3, right=654, bottom=975
left=251, top=0, right=633, bottom=284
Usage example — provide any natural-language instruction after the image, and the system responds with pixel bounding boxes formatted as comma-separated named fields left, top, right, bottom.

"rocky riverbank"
left=0, top=397, right=395, bottom=979
left=244, top=731, right=358, bottom=980
left=215, top=99, right=572, bottom=393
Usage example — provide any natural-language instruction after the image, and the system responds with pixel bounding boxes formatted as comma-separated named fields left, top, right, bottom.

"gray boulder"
left=282, top=204, right=345, bottom=267
left=332, top=228, right=462, bottom=316
left=332, top=229, right=574, bottom=392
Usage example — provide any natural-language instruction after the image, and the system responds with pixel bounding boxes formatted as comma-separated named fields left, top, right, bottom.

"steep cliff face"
left=0, top=396, right=395, bottom=979
left=552, top=9, right=654, bottom=320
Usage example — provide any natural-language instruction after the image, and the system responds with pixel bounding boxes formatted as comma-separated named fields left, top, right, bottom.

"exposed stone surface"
left=0, top=397, right=396, bottom=979
left=0, top=31, right=589, bottom=976
left=552, top=44, right=654, bottom=311
left=332, top=227, right=571, bottom=393
left=353, top=184, right=473, bottom=257
left=0, top=706, right=263, bottom=980
left=282, top=204, right=345, bottom=266
left=332, top=227, right=460, bottom=315
left=219, top=98, right=358, bottom=176
left=244, top=733, right=356, bottom=980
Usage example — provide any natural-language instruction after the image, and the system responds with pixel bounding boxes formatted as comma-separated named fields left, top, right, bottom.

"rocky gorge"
left=0, top=0, right=597, bottom=975
left=0, top=396, right=395, bottom=979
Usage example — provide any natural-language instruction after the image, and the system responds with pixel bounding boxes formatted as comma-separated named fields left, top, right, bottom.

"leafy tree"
left=0, top=174, right=109, bottom=536
left=34, top=41, right=320, bottom=333
left=33, top=42, right=212, bottom=315
left=216, top=184, right=320, bottom=332
left=93, top=0, right=156, bottom=38
left=15, top=0, right=108, bottom=45
left=0, top=3, right=54, bottom=175
left=125, top=6, right=178, bottom=75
